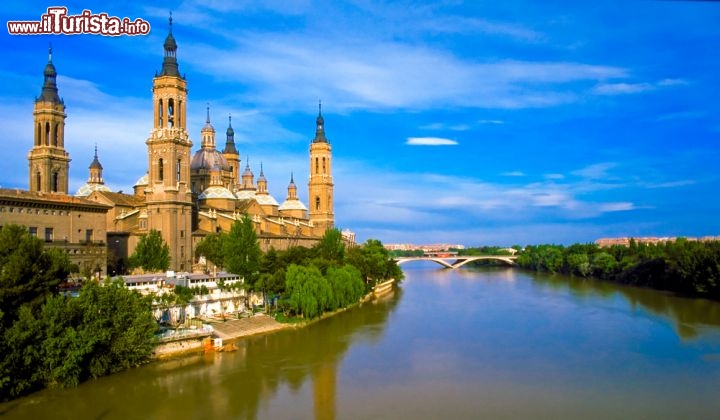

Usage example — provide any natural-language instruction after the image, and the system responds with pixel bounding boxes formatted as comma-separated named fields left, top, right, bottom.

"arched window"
left=178, top=100, right=182, bottom=127
left=315, top=157, right=319, bottom=174
left=168, top=99, right=175, bottom=128
left=36, top=123, right=41, bottom=146
left=315, top=196, right=321, bottom=210
left=176, top=159, right=181, bottom=183
left=35, top=172, right=41, bottom=190
left=52, top=172, right=59, bottom=192
left=322, top=157, right=326, bottom=173
left=158, top=99, right=163, bottom=127
left=53, top=123, right=59, bottom=146
left=158, top=158, right=164, bottom=181
left=45, top=122, right=50, bottom=146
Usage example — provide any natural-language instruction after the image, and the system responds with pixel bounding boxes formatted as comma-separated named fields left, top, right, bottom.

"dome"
left=255, top=194, right=279, bottom=207
left=235, top=189, right=256, bottom=200
left=191, top=149, right=230, bottom=171
left=134, top=173, right=149, bottom=186
left=75, top=183, right=111, bottom=197
left=199, top=186, right=235, bottom=200
left=279, top=199, right=308, bottom=211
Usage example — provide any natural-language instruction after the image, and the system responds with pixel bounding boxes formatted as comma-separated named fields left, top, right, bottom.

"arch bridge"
left=394, top=255, right=517, bottom=269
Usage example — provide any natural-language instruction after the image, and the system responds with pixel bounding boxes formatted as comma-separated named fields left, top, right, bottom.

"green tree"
left=284, top=264, right=332, bottom=319
left=128, top=229, right=170, bottom=273
left=195, top=232, right=225, bottom=269
left=223, top=216, right=261, bottom=288
left=314, top=228, right=345, bottom=264
left=1, top=280, right=157, bottom=399
left=0, top=224, right=72, bottom=326
left=346, top=239, right=404, bottom=290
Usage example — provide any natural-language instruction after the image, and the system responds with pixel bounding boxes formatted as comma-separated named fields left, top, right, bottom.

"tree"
left=195, top=232, right=225, bottom=270
left=0, top=224, right=72, bottom=326
left=346, top=239, right=404, bottom=290
left=223, top=216, right=261, bottom=287
left=314, top=228, right=345, bottom=265
left=1, top=280, right=157, bottom=399
left=128, top=229, right=170, bottom=273
left=284, top=264, right=332, bottom=319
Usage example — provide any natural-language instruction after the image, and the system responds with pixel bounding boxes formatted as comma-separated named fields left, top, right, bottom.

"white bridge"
left=394, top=255, right=517, bottom=269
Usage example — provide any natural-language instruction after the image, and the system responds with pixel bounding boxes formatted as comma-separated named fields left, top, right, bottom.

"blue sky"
left=1, top=1, right=719, bottom=246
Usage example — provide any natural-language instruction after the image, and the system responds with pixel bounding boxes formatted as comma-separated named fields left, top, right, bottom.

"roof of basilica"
left=255, top=193, right=279, bottom=207
left=134, top=173, right=148, bottom=187
left=235, top=189, right=256, bottom=200
left=279, top=199, right=308, bottom=211
left=75, top=183, right=111, bottom=197
left=198, top=186, right=235, bottom=200
left=190, top=148, right=230, bottom=171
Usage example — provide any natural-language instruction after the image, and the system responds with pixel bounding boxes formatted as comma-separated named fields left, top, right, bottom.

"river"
left=2, top=264, right=720, bottom=419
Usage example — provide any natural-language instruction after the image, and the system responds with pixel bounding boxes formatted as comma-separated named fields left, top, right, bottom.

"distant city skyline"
left=1, top=1, right=719, bottom=246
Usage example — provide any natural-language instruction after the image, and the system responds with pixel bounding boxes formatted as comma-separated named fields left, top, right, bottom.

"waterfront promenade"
left=210, top=314, right=291, bottom=340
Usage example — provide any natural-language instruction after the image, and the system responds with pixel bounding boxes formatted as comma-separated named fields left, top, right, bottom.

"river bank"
left=152, top=279, right=397, bottom=359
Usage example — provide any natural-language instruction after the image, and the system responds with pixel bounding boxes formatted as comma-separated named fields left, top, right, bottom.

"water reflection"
left=0, top=290, right=401, bottom=420
left=529, top=270, right=720, bottom=340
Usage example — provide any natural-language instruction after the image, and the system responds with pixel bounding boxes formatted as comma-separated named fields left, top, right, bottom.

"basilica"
left=0, top=18, right=342, bottom=276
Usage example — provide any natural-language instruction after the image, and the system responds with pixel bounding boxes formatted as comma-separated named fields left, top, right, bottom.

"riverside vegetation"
left=0, top=219, right=402, bottom=401
left=514, top=240, right=720, bottom=300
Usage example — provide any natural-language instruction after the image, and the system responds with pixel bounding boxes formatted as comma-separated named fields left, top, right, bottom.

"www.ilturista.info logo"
left=7, top=7, right=151, bottom=36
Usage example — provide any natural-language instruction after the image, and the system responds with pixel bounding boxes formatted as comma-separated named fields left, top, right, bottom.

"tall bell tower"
left=145, top=14, right=193, bottom=271
left=28, top=46, right=70, bottom=194
left=308, top=103, right=334, bottom=232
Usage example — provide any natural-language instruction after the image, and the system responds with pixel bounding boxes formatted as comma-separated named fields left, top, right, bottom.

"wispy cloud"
left=592, top=78, right=688, bottom=96
left=406, top=137, right=458, bottom=146
left=502, top=171, right=526, bottom=177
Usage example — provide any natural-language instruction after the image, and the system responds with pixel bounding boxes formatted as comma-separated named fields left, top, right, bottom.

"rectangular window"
left=44, top=227, right=53, bottom=242
left=29, top=227, right=37, bottom=237
left=85, top=229, right=93, bottom=242
left=180, top=230, right=185, bottom=238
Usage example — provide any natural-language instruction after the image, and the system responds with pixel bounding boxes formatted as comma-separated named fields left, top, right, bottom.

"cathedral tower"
left=308, top=103, right=334, bottom=231
left=28, top=46, right=70, bottom=194
left=145, top=15, right=193, bottom=271
left=223, top=115, right=240, bottom=189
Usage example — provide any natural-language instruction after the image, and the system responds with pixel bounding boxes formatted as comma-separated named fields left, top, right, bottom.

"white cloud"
left=406, top=137, right=458, bottom=146
left=478, top=120, right=505, bottom=125
left=599, top=202, right=635, bottom=212
left=502, top=171, right=526, bottom=177
left=181, top=32, right=628, bottom=112
left=592, top=78, right=689, bottom=96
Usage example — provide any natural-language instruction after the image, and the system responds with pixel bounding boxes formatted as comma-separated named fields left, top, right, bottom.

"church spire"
left=159, top=12, right=180, bottom=77
left=39, top=44, right=61, bottom=103
left=313, top=100, right=327, bottom=143
left=223, top=114, right=238, bottom=154
left=200, top=104, right=216, bottom=149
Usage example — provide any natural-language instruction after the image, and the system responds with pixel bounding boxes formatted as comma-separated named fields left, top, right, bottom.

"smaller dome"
left=235, top=189, right=256, bottom=200
left=134, top=173, right=149, bottom=187
left=75, top=183, right=111, bottom=197
left=191, top=149, right=230, bottom=171
left=279, top=199, right=308, bottom=211
left=255, top=194, right=279, bottom=207
left=199, top=186, right=235, bottom=200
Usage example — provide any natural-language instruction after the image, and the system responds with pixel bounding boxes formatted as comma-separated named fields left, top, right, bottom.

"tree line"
left=194, top=216, right=404, bottom=318
left=516, top=239, right=720, bottom=299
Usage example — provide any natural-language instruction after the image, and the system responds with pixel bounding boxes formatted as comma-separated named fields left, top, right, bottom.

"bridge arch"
left=394, top=256, right=517, bottom=269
